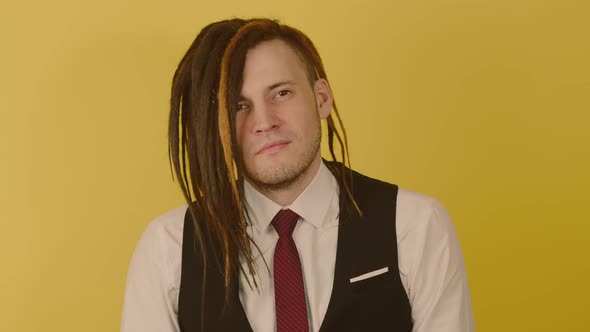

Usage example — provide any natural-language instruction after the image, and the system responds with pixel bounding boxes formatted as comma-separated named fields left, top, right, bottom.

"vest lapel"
left=318, top=199, right=361, bottom=331
left=219, top=273, right=253, bottom=331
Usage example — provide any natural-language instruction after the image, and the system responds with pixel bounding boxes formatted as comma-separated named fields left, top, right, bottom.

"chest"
left=177, top=170, right=413, bottom=331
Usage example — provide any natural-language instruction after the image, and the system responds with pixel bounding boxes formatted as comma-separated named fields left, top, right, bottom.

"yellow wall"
left=2, top=0, right=588, bottom=330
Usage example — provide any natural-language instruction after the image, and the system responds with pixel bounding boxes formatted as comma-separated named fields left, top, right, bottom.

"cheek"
left=300, top=107, right=321, bottom=135
left=235, top=115, right=245, bottom=144
left=235, top=116, right=249, bottom=156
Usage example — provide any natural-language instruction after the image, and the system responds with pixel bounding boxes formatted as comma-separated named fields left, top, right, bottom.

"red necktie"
left=272, top=209, right=309, bottom=332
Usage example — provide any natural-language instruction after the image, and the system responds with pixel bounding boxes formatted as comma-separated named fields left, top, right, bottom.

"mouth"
left=256, top=140, right=290, bottom=155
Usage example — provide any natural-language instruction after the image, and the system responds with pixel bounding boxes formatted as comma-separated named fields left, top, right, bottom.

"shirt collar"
left=243, top=160, right=339, bottom=233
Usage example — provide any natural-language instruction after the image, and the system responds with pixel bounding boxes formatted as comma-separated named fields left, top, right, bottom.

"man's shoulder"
left=397, top=187, right=439, bottom=211
left=349, top=167, right=438, bottom=207
left=139, top=204, right=188, bottom=247
left=348, top=167, right=446, bottom=223
left=346, top=168, right=452, bottom=244
left=152, top=204, right=189, bottom=225
left=346, top=166, right=445, bottom=228
left=155, top=203, right=188, bottom=228
left=395, top=187, right=455, bottom=240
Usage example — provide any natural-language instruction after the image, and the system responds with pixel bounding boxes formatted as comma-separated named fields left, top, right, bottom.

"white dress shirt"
left=121, top=162, right=475, bottom=331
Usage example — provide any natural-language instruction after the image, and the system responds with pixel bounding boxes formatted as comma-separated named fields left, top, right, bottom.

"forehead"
left=240, top=39, right=308, bottom=95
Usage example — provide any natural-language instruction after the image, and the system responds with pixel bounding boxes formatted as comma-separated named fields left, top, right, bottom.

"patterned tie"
left=271, top=209, right=309, bottom=332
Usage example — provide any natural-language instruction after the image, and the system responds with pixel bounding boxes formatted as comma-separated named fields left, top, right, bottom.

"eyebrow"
left=267, top=80, right=295, bottom=91
left=239, top=80, right=296, bottom=101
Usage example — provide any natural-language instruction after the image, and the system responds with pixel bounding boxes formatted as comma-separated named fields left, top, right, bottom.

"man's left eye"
left=276, top=90, right=290, bottom=97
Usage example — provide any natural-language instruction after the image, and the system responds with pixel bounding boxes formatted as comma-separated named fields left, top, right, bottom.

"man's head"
left=168, top=18, right=356, bottom=296
left=169, top=18, right=347, bottom=203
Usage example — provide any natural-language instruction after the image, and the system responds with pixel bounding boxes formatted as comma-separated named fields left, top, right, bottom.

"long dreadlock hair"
left=168, top=17, right=361, bottom=316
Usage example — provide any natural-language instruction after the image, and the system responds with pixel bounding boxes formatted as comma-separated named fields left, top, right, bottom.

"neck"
left=247, top=156, right=322, bottom=207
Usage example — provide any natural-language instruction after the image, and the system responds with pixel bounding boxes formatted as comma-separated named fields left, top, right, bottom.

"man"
left=121, top=18, right=474, bottom=332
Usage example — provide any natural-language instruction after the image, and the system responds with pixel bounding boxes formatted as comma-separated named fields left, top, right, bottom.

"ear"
left=314, top=78, right=333, bottom=119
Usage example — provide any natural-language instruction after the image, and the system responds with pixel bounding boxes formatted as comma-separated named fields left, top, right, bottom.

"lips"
left=256, top=140, right=290, bottom=155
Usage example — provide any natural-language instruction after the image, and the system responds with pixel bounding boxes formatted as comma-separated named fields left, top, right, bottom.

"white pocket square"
left=349, top=267, right=389, bottom=283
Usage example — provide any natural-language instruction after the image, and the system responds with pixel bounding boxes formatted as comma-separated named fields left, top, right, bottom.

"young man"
left=121, top=18, right=474, bottom=332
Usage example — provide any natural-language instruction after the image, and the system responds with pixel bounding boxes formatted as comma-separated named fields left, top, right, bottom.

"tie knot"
left=271, top=209, right=300, bottom=238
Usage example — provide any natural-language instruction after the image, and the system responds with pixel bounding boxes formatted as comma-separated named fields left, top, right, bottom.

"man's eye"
left=237, top=103, right=248, bottom=111
left=276, top=90, right=290, bottom=97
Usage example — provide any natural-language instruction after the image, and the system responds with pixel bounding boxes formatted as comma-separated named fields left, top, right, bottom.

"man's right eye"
left=237, top=103, right=248, bottom=111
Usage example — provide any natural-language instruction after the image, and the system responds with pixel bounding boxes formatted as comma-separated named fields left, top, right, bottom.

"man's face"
left=235, top=39, right=332, bottom=191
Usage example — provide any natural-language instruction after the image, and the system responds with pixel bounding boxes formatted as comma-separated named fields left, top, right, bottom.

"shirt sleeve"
left=121, top=218, right=180, bottom=332
left=401, top=197, right=475, bottom=332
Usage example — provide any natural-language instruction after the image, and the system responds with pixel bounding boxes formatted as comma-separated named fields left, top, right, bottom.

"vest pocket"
left=349, top=267, right=393, bottom=296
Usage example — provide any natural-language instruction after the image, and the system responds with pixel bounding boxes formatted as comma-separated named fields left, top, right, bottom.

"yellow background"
left=2, top=0, right=589, bottom=331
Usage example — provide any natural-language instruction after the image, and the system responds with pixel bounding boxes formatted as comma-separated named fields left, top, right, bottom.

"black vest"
left=178, top=166, right=413, bottom=331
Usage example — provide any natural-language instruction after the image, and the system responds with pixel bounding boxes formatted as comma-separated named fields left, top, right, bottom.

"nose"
left=250, top=103, right=279, bottom=134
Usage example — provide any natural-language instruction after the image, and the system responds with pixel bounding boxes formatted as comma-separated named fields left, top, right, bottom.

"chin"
left=244, top=143, right=321, bottom=189
left=246, top=159, right=304, bottom=188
